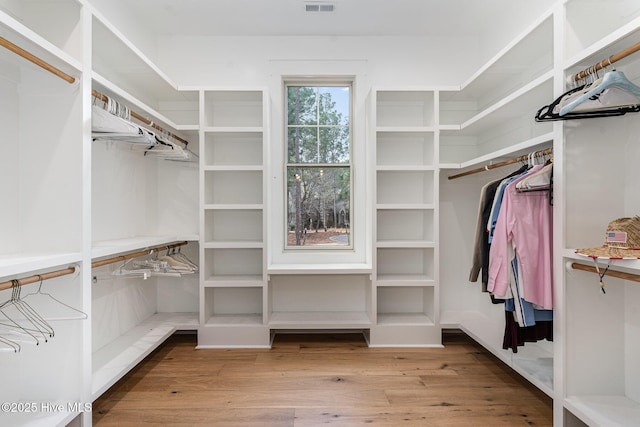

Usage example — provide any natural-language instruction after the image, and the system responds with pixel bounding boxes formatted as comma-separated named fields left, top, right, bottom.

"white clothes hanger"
left=170, top=247, right=199, bottom=271
left=112, top=257, right=153, bottom=280
left=560, top=67, right=640, bottom=116
left=157, top=255, right=193, bottom=272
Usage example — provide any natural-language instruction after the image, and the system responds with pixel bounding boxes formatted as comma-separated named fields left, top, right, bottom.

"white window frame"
left=284, top=79, right=354, bottom=251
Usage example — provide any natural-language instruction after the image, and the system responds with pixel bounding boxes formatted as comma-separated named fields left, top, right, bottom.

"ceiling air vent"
left=306, top=3, right=335, bottom=12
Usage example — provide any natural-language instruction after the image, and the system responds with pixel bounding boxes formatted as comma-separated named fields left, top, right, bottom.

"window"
left=285, top=82, right=352, bottom=248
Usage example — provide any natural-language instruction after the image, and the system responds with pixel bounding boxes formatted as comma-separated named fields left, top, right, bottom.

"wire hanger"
left=0, top=334, right=20, bottom=352
left=11, top=279, right=54, bottom=337
left=21, top=272, right=88, bottom=321
left=0, top=281, right=51, bottom=345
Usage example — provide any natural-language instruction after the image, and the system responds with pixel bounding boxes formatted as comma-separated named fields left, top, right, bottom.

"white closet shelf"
left=204, top=314, right=263, bottom=326
left=90, top=7, right=177, bottom=89
left=564, top=250, right=640, bottom=279
left=376, top=241, right=435, bottom=248
left=92, top=74, right=197, bottom=133
left=439, top=133, right=553, bottom=171
left=375, top=126, right=435, bottom=133
left=177, top=234, right=199, bottom=242
left=0, top=10, right=82, bottom=75
left=453, top=13, right=553, bottom=98
left=203, top=241, right=263, bottom=249
left=204, top=204, right=264, bottom=210
left=0, top=252, right=82, bottom=279
left=445, top=72, right=553, bottom=133
left=375, top=204, right=435, bottom=210
left=203, top=165, right=264, bottom=171
left=377, top=313, right=434, bottom=326
left=441, top=310, right=553, bottom=397
left=202, top=126, right=264, bottom=133
left=91, top=312, right=198, bottom=400
left=564, top=15, right=640, bottom=70
left=1, top=410, right=79, bottom=427
left=91, top=8, right=202, bottom=127
left=269, top=311, right=371, bottom=329
left=375, top=276, right=435, bottom=286
left=564, top=395, right=640, bottom=427
left=203, top=275, right=264, bottom=287
left=564, top=248, right=640, bottom=268
left=91, top=236, right=187, bottom=260
left=375, top=165, right=436, bottom=171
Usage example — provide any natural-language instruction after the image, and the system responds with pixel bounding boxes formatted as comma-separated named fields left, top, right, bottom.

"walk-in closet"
left=1, top=0, right=640, bottom=425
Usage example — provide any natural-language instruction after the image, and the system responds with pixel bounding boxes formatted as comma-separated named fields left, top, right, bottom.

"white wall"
left=157, top=35, right=478, bottom=87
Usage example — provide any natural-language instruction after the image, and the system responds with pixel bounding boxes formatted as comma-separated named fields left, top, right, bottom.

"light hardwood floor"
left=93, top=331, right=552, bottom=426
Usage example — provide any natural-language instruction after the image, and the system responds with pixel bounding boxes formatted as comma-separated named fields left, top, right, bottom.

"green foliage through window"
left=286, top=84, right=351, bottom=247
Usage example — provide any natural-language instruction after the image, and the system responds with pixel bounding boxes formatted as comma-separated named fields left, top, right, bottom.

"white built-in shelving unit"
left=198, top=89, right=270, bottom=347
left=0, top=1, right=85, bottom=426
left=89, top=4, right=200, bottom=414
left=559, top=1, right=640, bottom=426
left=0, top=1, right=200, bottom=425
left=370, top=90, right=440, bottom=346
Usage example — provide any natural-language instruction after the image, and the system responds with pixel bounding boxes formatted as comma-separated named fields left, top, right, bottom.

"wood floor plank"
left=95, top=408, right=295, bottom=427
left=93, top=332, right=552, bottom=426
left=293, top=407, right=544, bottom=426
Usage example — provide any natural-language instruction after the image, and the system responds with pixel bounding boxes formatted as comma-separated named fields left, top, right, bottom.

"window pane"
left=319, top=126, right=350, bottom=163
left=286, top=166, right=350, bottom=247
left=287, top=86, right=317, bottom=125
left=288, top=127, right=319, bottom=163
left=318, top=87, right=350, bottom=127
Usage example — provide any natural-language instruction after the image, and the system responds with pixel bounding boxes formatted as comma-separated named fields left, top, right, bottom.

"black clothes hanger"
left=535, top=84, right=640, bottom=122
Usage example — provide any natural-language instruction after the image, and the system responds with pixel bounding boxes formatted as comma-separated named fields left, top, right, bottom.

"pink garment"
left=487, top=165, right=553, bottom=309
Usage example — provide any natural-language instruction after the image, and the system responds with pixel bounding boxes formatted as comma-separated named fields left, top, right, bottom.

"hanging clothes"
left=469, top=158, right=554, bottom=353
left=469, top=165, right=528, bottom=291
left=487, top=164, right=553, bottom=310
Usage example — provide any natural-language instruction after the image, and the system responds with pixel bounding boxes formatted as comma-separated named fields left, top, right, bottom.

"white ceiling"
left=119, top=0, right=556, bottom=38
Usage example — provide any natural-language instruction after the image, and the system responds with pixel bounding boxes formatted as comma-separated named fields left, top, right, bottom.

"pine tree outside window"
left=285, top=82, right=352, bottom=248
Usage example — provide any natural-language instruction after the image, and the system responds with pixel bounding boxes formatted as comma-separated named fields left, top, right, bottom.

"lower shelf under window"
left=269, top=311, right=372, bottom=329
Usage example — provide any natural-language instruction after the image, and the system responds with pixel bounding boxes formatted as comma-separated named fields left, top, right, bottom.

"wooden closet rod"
left=91, top=241, right=188, bottom=269
left=447, top=147, right=553, bottom=180
left=570, top=262, right=640, bottom=283
left=0, top=242, right=189, bottom=290
left=92, top=89, right=190, bottom=147
left=0, top=36, right=76, bottom=84
left=0, top=266, right=77, bottom=292
left=572, top=40, right=640, bottom=82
